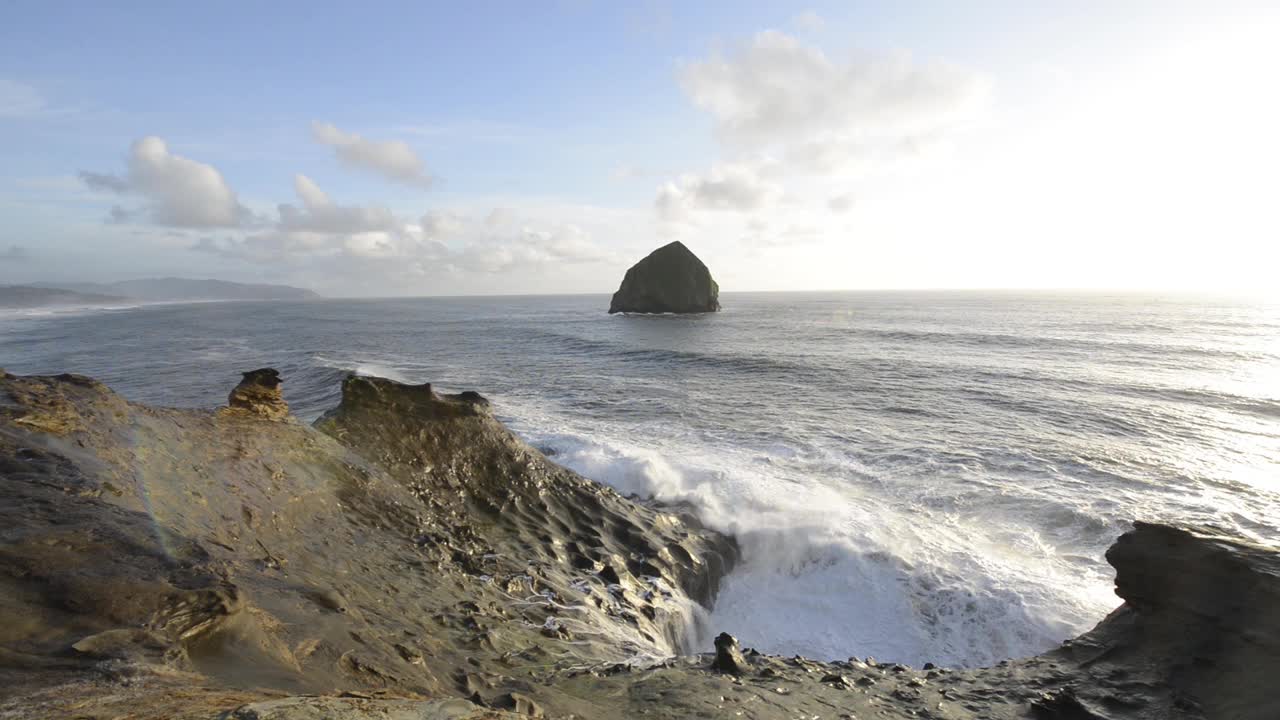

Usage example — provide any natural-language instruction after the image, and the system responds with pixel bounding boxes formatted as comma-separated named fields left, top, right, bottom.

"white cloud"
left=656, top=29, right=989, bottom=235
left=79, top=136, right=248, bottom=228
left=0, top=79, right=45, bottom=118
left=827, top=193, right=856, bottom=213
left=277, top=174, right=400, bottom=234
left=192, top=176, right=613, bottom=280
left=312, top=121, right=433, bottom=188
left=198, top=175, right=427, bottom=263
left=680, top=31, right=990, bottom=150
left=437, top=215, right=613, bottom=274
left=420, top=210, right=466, bottom=239
left=656, top=163, right=782, bottom=221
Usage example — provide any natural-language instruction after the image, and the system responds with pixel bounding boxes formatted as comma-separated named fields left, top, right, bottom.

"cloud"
left=192, top=176, right=611, bottom=278
left=79, top=172, right=130, bottom=193
left=196, top=175, right=422, bottom=263
left=0, top=245, right=31, bottom=262
left=655, top=29, right=989, bottom=232
left=277, top=174, right=400, bottom=234
left=451, top=223, right=611, bottom=273
left=679, top=30, right=990, bottom=150
left=106, top=205, right=137, bottom=224
left=655, top=163, right=783, bottom=221
left=827, top=193, right=856, bottom=213
left=0, top=79, right=45, bottom=118
left=420, top=210, right=466, bottom=239
left=312, top=122, right=433, bottom=188
left=79, top=136, right=249, bottom=228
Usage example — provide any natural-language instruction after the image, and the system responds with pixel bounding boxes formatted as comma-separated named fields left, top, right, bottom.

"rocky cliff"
left=608, top=241, right=720, bottom=314
left=1, top=369, right=1277, bottom=719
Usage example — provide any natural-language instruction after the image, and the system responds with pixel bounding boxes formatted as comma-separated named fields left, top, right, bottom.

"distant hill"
left=33, top=278, right=320, bottom=302
left=0, top=285, right=129, bottom=309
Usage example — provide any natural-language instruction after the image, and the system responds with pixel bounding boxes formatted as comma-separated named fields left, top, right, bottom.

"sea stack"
left=608, top=241, right=720, bottom=314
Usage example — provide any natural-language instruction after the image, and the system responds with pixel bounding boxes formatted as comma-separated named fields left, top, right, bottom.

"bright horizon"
left=2, top=1, right=1277, bottom=297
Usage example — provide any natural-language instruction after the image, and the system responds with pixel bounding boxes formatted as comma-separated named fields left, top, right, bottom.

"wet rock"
left=710, top=632, right=746, bottom=675
left=1030, top=688, right=1108, bottom=719
left=227, top=368, right=289, bottom=420
left=608, top=241, right=720, bottom=314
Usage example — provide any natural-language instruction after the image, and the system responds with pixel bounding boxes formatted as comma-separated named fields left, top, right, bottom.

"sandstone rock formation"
left=2, top=369, right=1279, bottom=719
left=608, top=241, right=720, bottom=314
left=227, top=367, right=289, bottom=420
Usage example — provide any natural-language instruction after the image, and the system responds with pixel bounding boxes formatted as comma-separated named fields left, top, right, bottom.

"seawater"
left=3, top=290, right=1277, bottom=667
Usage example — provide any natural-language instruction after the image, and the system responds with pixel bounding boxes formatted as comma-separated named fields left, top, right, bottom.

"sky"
left=1, top=0, right=1277, bottom=297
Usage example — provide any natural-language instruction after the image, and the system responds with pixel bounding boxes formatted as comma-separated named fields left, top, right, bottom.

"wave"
left=499, top=398, right=1120, bottom=668
left=527, top=328, right=1280, bottom=422
left=0, top=302, right=147, bottom=321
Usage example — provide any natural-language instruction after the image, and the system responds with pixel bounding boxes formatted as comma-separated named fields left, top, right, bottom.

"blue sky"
left=2, top=1, right=1277, bottom=295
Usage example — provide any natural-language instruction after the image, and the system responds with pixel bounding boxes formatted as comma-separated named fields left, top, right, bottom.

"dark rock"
left=493, top=691, right=543, bottom=717
left=608, top=241, right=720, bottom=314
left=1099, top=521, right=1280, bottom=720
left=1030, top=688, right=1108, bottom=719
left=227, top=368, right=289, bottom=420
left=456, top=390, right=489, bottom=405
left=821, top=673, right=852, bottom=688
left=710, top=632, right=746, bottom=675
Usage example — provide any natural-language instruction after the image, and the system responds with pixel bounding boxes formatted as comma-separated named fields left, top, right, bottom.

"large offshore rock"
left=608, top=241, right=720, bottom=314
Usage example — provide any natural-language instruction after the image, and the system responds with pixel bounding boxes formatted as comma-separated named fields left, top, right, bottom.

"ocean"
left=2, top=291, right=1277, bottom=668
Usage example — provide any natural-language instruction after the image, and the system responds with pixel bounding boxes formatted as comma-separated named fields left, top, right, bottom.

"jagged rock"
left=1030, top=688, right=1109, bottom=719
left=227, top=368, right=289, bottom=420
left=1106, top=521, right=1280, bottom=647
left=711, top=632, right=746, bottom=675
left=608, top=241, right=720, bottom=314
left=5, top=370, right=1280, bottom=720
left=492, top=692, right=544, bottom=717
left=1098, top=521, right=1280, bottom=720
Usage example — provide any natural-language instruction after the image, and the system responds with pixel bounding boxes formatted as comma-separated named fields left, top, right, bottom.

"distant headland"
left=0, top=277, right=319, bottom=309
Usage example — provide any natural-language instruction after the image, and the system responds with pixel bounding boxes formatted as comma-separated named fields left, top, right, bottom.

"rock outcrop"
left=227, top=368, right=289, bottom=420
left=608, top=241, right=720, bottom=314
left=710, top=632, right=746, bottom=675
left=2, top=369, right=1279, bottom=719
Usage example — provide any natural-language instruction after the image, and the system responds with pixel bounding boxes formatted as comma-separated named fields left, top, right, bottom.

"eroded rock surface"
left=227, top=368, right=289, bottom=420
left=1, top=370, right=1278, bottom=719
left=608, top=241, right=720, bottom=314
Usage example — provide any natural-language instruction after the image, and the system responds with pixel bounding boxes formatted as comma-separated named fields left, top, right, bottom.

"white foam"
left=0, top=302, right=145, bottom=320
left=500, top=395, right=1119, bottom=668
left=311, top=354, right=414, bottom=384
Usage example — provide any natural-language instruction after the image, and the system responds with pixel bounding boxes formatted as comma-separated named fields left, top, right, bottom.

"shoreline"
left=1, top=368, right=1275, bottom=718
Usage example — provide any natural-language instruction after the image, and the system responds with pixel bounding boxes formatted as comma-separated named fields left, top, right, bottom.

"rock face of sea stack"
left=608, top=241, right=720, bottom=314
